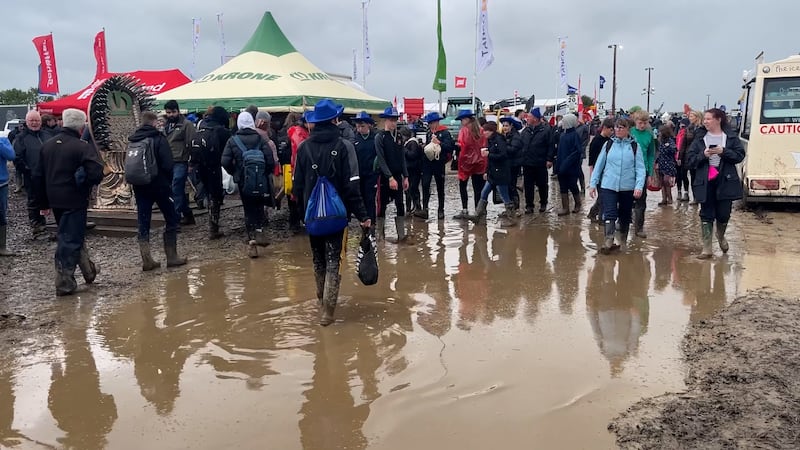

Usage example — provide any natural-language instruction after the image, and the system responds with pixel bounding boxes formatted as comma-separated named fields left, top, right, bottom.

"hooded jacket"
left=337, top=120, right=356, bottom=144
left=128, top=124, right=175, bottom=191
left=404, top=138, right=424, bottom=173
left=33, top=128, right=104, bottom=210
left=555, top=128, right=583, bottom=177
left=486, top=132, right=510, bottom=186
left=288, top=124, right=309, bottom=170
left=504, top=129, right=523, bottom=167
left=589, top=136, right=646, bottom=192
left=630, top=127, right=656, bottom=177
left=164, top=115, right=197, bottom=163
left=13, top=127, right=54, bottom=175
left=221, top=117, right=275, bottom=186
left=293, top=122, right=368, bottom=223
left=686, top=127, right=745, bottom=203
left=520, top=122, right=554, bottom=167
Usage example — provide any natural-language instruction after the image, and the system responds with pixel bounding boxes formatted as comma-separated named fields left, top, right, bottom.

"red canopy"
left=37, top=69, right=191, bottom=115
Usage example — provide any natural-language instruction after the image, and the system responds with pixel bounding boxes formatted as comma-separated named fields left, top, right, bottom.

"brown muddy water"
left=1, top=197, right=797, bottom=450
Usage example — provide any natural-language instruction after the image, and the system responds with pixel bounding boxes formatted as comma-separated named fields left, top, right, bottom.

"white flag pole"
left=471, top=0, right=478, bottom=111
left=217, top=13, right=227, bottom=65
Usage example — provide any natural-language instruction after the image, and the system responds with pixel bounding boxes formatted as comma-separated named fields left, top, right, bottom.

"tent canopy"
left=153, top=12, right=390, bottom=114
left=37, top=69, right=191, bottom=116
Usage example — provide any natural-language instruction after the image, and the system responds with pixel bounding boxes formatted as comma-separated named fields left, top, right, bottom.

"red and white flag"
left=33, top=33, right=59, bottom=95
left=94, top=30, right=108, bottom=79
left=454, top=76, right=467, bottom=88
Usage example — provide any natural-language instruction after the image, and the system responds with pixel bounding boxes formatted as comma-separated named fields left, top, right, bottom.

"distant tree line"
left=0, top=87, right=56, bottom=105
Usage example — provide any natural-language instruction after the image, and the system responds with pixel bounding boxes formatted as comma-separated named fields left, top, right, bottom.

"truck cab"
left=442, top=97, right=483, bottom=140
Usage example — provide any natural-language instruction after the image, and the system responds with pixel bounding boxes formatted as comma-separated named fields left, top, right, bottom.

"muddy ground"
left=610, top=289, right=800, bottom=449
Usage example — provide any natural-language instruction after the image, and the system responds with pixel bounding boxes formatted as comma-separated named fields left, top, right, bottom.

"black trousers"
left=406, top=169, right=422, bottom=211
left=699, top=180, right=733, bottom=223
left=676, top=164, right=690, bottom=192
left=310, top=229, right=345, bottom=276
left=377, top=175, right=405, bottom=217
left=134, top=185, right=180, bottom=242
left=422, top=168, right=446, bottom=212
left=241, top=194, right=267, bottom=232
left=509, top=165, right=521, bottom=207
left=523, top=165, right=549, bottom=208
left=53, top=208, right=88, bottom=273
left=23, top=173, right=45, bottom=226
left=195, top=165, right=224, bottom=202
left=459, top=174, right=485, bottom=210
left=360, top=174, right=378, bottom=222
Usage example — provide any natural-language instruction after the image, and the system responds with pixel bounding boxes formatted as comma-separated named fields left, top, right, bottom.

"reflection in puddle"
left=1, top=201, right=775, bottom=449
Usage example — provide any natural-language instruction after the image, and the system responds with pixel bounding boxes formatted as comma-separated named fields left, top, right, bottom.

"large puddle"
left=1, top=198, right=796, bottom=449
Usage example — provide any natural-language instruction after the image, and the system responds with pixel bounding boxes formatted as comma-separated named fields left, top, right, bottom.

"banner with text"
left=33, top=34, right=59, bottom=95
left=94, top=30, right=108, bottom=79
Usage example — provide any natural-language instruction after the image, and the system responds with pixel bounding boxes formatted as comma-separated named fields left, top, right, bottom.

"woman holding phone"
left=686, top=108, right=746, bottom=259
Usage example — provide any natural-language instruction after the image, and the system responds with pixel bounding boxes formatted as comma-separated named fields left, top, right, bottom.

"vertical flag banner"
left=353, top=49, right=358, bottom=82
left=217, top=13, right=227, bottom=66
left=577, top=74, right=584, bottom=114
left=363, top=0, right=371, bottom=76
left=599, top=75, right=606, bottom=89
left=558, top=37, right=568, bottom=91
left=432, top=0, right=447, bottom=92
left=476, top=0, right=494, bottom=72
left=32, top=34, right=59, bottom=95
left=94, top=30, right=108, bottom=79
left=191, top=18, right=201, bottom=79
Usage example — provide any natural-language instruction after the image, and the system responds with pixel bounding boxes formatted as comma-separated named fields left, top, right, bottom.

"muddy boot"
left=697, top=221, right=714, bottom=260
left=437, top=208, right=445, bottom=220
left=180, top=210, right=196, bottom=226
left=319, top=271, right=341, bottom=326
left=600, top=220, right=616, bottom=254
left=254, top=228, right=270, bottom=247
left=246, top=232, right=259, bottom=259
left=138, top=241, right=161, bottom=271
left=414, top=209, right=429, bottom=220
left=55, top=261, right=78, bottom=297
left=682, top=192, right=690, bottom=202
left=525, top=205, right=535, bottom=215
left=571, top=192, right=582, bottom=213
left=499, top=204, right=517, bottom=228
left=314, top=270, right=325, bottom=306
left=616, top=224, right=629, bottom=251
left=208, top=200, right=224, bottom=240
left=586, top=202, right=600, bottom=222
left=468, top=199, right=488, bottom=223
left=633, top=208, right=647, bottom=238
left=164, top=233, right=187, bottom=267
left=77, top=246, right=99, bottom=284
left=557, top=194, right=570, bottom=216
left=453, top=209, right=469, bottom=220
left=31, top=222, right=47, bottom=238
left=716, top=222, right=729, bottom=254
left=0, top=225, right=16, bottom=257
left=375, top=217, right=385, bottom=241
left=395, top=216, right=407, bottom=242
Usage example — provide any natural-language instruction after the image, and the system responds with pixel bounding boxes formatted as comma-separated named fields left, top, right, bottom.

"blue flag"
left=599, top=75, right=606, bottom=89
left=567, top=85, right=577, bottom=95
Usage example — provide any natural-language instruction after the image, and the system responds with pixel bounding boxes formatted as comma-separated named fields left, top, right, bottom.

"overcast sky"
left=6, top=0, right=800, bottom=113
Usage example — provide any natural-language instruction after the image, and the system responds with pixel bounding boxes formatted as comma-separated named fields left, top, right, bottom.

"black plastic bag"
left=492, top=186, right=503, bottom=205
left=357, top=227, right=379, bottom=286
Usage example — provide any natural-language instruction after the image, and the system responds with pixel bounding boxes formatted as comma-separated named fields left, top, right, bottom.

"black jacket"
left=221, top=128, right=275, bottom=185
left=192, top=119, right=231, bottom=170
left=504, top=131, right=523, bottom=167
left=375, top=129, right=408, bottom=180
left=293, top=122, right=368, bottom=223
left=686, top=127, right=745, bottom=203
left=33, top=128, right=104, bottom=210
left=520, top=123, right=554, bottom=167
left=337, top=121, right=356, bottom=144
left=128, top=124, right=174, bottom=192
left=13, top=127, right=54, bottom=175
left=588, top=134, right=611, bottom=167
left=423, top=126, right=455, bottom=172
left=486, top=133, right=510, bottom=186
left=404, top=138, right=424, bottom=174
left=354, top=130, right=378, bottom=179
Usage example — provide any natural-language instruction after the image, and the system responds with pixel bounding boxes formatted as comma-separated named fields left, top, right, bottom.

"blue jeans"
left=599, top=188, right=634, bottom=231
left=134, top=186, right=180, bottom=242
left=172, top=162, right=192, bottom=218
left=480, top=181, right=511, bottom=204
left=53, top=208, right=88, bottom=273
left=0, top=184, right=8, bottom=226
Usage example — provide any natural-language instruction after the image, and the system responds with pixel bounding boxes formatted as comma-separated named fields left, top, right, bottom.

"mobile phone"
left=709, top=145, right=718, bottom=148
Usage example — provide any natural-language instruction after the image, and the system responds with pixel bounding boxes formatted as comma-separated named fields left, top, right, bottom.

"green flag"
left=432, top=0, right=447, bottom=92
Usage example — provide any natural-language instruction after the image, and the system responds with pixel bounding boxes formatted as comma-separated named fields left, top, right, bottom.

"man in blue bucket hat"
left=374, top=106, right=409, bottom=242
left=415, top=111, right=454, bottom=220
left=352, top=111, right=379, bottom=224
left=293, top=99, right=371, bottom=326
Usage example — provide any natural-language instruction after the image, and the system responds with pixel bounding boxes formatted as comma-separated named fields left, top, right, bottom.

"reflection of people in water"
left=651, top=245, right=672, bottom=292
left=552, top=224, right=585, bottom=314
left=680, top=258, right=730, bottom=323
left=586, top=253, right=651, bottom=376
left=518, top=224, right=553, bottom=323
left=454, top=227, right=491, bottom=328
left=484, top=230, right=524, bottom=322
left=415, top=232, right=454, bottom=338
left=48, top=310, right=118, bottom=449
left=0, top=366, right=23, bottom=447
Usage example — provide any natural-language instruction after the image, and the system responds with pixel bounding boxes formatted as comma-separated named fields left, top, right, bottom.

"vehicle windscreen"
left=761, top=78, right=800, bottom=123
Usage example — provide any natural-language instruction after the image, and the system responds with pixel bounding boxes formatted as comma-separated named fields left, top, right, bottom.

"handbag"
left=647, top=171, right=662, bottom=191
left=356, top=227, right=379, bottom=285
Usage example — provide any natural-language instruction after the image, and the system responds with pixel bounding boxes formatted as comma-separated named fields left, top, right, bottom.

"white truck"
left=0, top=104, right=32, bottom=139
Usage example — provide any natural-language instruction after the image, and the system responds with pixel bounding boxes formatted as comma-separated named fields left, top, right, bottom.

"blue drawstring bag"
left=304, top=141, right=349, bottom=236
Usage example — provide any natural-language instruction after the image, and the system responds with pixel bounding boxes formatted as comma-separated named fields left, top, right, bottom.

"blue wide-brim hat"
left=455, top=109, right=475, bottom=121
left=422, top=111, right=445, bottom=123
left=306, top=98, right=345, bottom=123
left=499, top=116, right=523, bottom=130
left=353, top=111, right=375, bottom=124
left=379, top=106, right=400, bottom=119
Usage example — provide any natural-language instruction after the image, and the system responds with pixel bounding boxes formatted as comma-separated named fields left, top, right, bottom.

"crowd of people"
left=0, top=97, right=745, bottom=325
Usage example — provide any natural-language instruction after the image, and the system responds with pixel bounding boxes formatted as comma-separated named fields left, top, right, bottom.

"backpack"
left=276, top=129, right=291, bottom=165
left=124, top=138, right=158, bottom=186
left=190, top=127, right=219, bottom=166
left=233, top=135, right=269, bottom=198
left=304, top=140, right=349, bottom=236
left=605, top=139, right=637, bottom=155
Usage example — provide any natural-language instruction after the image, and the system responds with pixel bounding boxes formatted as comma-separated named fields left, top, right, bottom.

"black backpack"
left=605, top=139, right=637, bottom=154
left=190, top=127, right=220, bottom=166
left=124, top=138, right=158, bottom=186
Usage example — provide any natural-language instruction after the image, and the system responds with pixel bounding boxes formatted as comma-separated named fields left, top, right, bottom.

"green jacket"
left=630, top=127, right=656, bottom=176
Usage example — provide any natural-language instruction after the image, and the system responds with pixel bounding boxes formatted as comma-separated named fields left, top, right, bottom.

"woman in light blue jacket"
left=1, top=136, right=16, bottom=256
left=588, top=119, right=646, bottom=254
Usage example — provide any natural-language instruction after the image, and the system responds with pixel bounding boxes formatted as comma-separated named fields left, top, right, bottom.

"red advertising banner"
left=94, top=30, right=108, bottom=79
left=32, top=34, right=59, bottom=95
left=454, top=76, right=467, bottom=89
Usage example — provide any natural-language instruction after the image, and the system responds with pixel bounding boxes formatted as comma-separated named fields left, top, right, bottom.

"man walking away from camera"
left=164, top=100, right=198, bottom=227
